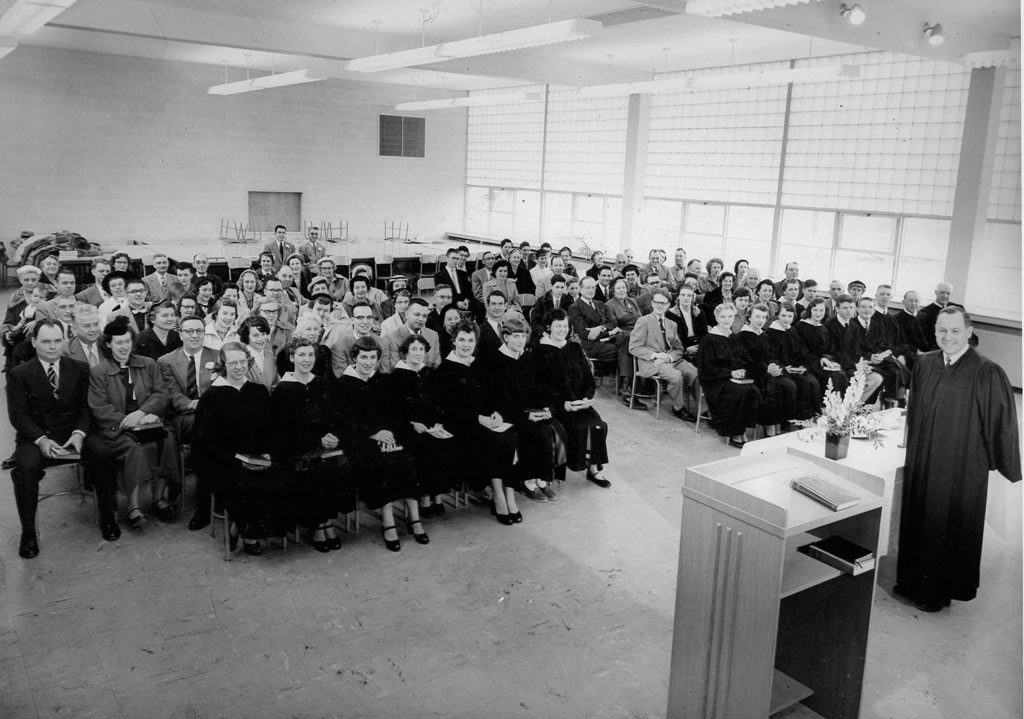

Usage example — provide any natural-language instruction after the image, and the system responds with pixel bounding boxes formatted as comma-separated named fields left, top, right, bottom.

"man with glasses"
left=112, top=278, right=152, bottom=333
left=299, top=226, right=327, bottom=265
left=630, top=289, right=698, bottom=421
left=256, top=300, right=294, bottom=355
left=471, top=252, right=496, bottom=303
left=260, top=277, right=297, bottom=325
left=191, top=253, right=223, bottom=295
left=638, top=273, right=662, bottom=315
left=324, top=301, right=383, bottom=377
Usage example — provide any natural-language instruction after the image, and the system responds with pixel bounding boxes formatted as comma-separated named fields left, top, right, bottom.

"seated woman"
left=97, top=271, right=130, bottom=326
left=753, top=280, right=779, bottom=321
left=481, top=260, right=521, bottom=308
left=202, top=299, right=240, bottom=351
left=194, top=277, right=217, bottom=318
left=435, top=321, right=521, bottom=523
left=134, top=300, right=182, bottom=361
left=88, top=315, right=180, bottom=527
left=508, top=250, right=536, bottom=306
left=435, top=303, right=462, bottom=358
left=796, top=297, right=849, bottom=400
left=666, top=285, right=707, bottom=359
left=286, top=254, right=313, bottom=299
left=238, top=316, right=278, bottom=389
left=731, top=302, right=796, bottom=436
left=194, top=341, right=282, bottom=555
left=276, top=315, right=332, bottom=377
left=729, top=288, right=752, bottom=335
left=764, top=302, right=821, bottom=420
left=345, top=265, right=388, bottom=306
left=390, top=334, right=459, bottom=519
left=271, top=336, right=351, bottom=553
left=489, top=318, right=567, bottom=502
left=335, top=336, right=425, bottom=551
left=605, top=278, right=642, bottom=335
left=236, top=270, right=264, bottom=316
left=533, top=309, right=611, bottom=487
left=695, top=303, right=762, bottom=448
left=380, top=289, right=410, bottom=336
left=702, top=271, right=737, bottom=326
left=341, top=276, right=384, bottom=326
left=176, top=293, right=201, bottom=324
left=218, top=283, right=248, bottom=322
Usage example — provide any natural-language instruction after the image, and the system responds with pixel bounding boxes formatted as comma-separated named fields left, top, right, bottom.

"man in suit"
left=434, top=248, right=473, bottom=312
left=6, top=320, right=121, bottom=558
left=629, top=289, right=698, bottom=421
left=323, top=301, right=382, bottom=377
left=593, top=266, right=615, bottom=304
left=191, top=254, right=224, bottom=295
left=75, top=258, right=112, bottom=307
left=263, top=224, right=296, bottom=271
left=476, top=291, right=507, bottom=369
left=64, top=303, right=103, bottom=368
left=111, top=277, right=151, bottom=334
left=773, top=262, right=804, bottom=300
left=471, top=251, right=496, bottom=303
left=142, top=253, right=183, bottom=303
left=847, top=296, right=899, bottom=405
left=569, top=276, right=630, bottom=388
left=382, top=298, right=441, bottom=372
left=893, top=290, right=929, bottom=369
left=37, top=268, right=77, bottom=320
left=530, top=274, right=571, bottom=328
left=255, top=300, right=294, bottom=355
left=298, top=226, right=328, bottom=266
left=158, top=315, right=218, bottom=530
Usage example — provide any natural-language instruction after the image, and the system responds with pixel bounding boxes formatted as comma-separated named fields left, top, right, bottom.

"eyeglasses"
left=180, top=328, right=204, bottom=335
left=127, top=288, right=146, bottom=294
left=224, top=360, right=248, bottom=368
left=652, top=300, right=670, bottom=306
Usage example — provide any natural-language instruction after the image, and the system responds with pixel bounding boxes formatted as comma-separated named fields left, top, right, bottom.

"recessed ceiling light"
left=923, top=23, right=945, bottom=46
left=839, top=3, right=866, bottom=26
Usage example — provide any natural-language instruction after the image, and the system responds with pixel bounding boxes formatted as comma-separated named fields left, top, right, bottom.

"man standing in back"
left=264, top=224, right=296, bottom=270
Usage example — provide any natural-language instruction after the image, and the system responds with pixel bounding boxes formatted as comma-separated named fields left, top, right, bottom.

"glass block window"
left=895, top=217, right=949, bottom=298
left=988, top=67, right=1022, bottom=221
left=641, top=198, right=684, bottom=253
left=465, top=186, right=491, bottom=235
left=834, top=214, right=898, bottom=291
left=683, top=203, right=726, bottom=262
left=725, top=205, right=775, bottom=273
left=646, top=62, right=788, bottom=205
left=965, top=221, right=1022, bottom=321
left=778, top=208, right=835, bottom=285
left=784, top=52, right=969, bottom=216
left=543, top=89, right=629, bottom=195
left=466, top=85, right=546, bottom=190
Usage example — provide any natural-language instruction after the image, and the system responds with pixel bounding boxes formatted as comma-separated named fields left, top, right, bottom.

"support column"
left=946, top=66, right=1006, bottom=302
left=620, top=92, right=651, bottom=253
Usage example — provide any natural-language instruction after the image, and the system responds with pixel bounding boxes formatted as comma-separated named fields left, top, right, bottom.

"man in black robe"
left=895, top=307, right=1021, bottom=612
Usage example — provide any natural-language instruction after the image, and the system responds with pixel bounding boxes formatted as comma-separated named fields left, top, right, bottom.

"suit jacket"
left=111, top=302, right=152, bottom=334
left=297, top=239, right=327, bottom=265
left=434, top=267, right=472, bottom=304
left=471, top=268, right=492, bottom=302
left=263, top=239, right=297, bottom=269
left=382, top=325, right=441, bottom=373
left=246, top=346, right=278, bottom=389
left=75, top=284, right=108, bottom=307
left=7, top=356, right=92, bottom=445
left=481, top=277, right=521, bottom=306
left=64, top=338, right=102, bottom=366
left=846, top=316, right=889, bottom=361
left=824, top=317, right=856, bottom=373
left=142, top=272, right=184, bottom=303
left=157, top=346, right=218, bottom=416
left=530, top=292, right=570, bottom=327
left=594, top=283, right=611, bottom=304
left=88, top=355, right=169, bottom=439
left=323, top=329, right=384, bottom=378
left=568, top=298, right=615, bottom=343
left=629, top=313, right=685, bottom=376
left=475, top=318, right=504, bottom=366
left=666, top=306, right=708, bottom=350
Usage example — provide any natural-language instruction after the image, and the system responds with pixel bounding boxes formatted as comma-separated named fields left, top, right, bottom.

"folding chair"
left=629, top=357, right=664, bottom=419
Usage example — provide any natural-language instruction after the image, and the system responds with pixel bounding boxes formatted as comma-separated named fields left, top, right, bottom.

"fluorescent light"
left=395, top=91, right=544, bottom=111
left=923, top=23, right=945, bottom=47
left=347, top=18, right=603, bottom=73
left=0, top=36, right=16, bottom=60
left=685, top=0, right=818, bottom=18
left=208, top=69, right=321, bottom=96
left=0, top=0, right=77, bottom=36
left=576, top=64, right=860, bottom=98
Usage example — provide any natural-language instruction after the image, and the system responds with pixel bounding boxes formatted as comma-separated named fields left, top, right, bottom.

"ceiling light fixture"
left=347, top=18, right=603, bottom=73
left=0, top=0, right=77, bottom=36
left=923, top=22, right=945, bottom=46
left=576, top=63, right=860, bottom=98
left=395, top=90, right=544, bottom=112
left=839, top=3, right=866, bottom=26
left=685, top=0, right=819, bottom=18
left=208, top=68, right=321, bottom=96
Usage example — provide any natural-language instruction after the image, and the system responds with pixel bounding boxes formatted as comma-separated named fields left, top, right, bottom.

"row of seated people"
left=5, top=304, right=611, bottom=559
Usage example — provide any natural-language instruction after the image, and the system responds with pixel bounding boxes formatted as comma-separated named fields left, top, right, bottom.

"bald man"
left=917, top=282, right=970, bottom=352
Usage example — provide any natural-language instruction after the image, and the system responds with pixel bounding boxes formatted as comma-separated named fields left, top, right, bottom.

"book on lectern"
left=790, top=474, right=860, bottom=511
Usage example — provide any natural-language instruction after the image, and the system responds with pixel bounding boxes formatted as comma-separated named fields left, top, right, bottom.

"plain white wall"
left=0, top=46, right=467, bottom=245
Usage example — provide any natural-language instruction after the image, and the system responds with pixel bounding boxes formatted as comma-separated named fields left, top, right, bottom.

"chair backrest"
left=227, top=257, right=252, bottom=270
left=416, top=277, right=436, bottom=296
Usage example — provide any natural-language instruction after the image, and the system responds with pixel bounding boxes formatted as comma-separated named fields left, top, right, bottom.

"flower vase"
left=825, top=432, right=850, bottom=461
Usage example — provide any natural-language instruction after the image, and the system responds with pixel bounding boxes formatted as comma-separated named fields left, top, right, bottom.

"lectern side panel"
left=667, top=499, right=785, bottom=719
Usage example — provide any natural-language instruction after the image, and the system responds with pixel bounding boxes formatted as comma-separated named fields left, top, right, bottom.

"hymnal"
left=318, top=448, right=345, bottom=459
left=235, top=453, right=271, bottom=467
left=798, top=535, right=875, bottom=576
left=790, top=474, right=859, bottom=512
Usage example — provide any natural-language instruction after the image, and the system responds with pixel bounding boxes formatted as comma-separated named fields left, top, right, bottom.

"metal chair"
left=416, top=277, right=436, bottom=297
left=694, top=384, right=712, bottom=432
left=36, top=461, right=98, bottom=529
left=629, top=357, right=664, bottom=419
left=226, top=257, right=253, bottom=281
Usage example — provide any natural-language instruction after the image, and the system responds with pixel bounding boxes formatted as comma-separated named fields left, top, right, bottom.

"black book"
left=798, top=535, right=875, bottom=576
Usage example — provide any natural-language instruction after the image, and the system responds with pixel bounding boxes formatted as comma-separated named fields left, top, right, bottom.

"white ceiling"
left=3, top=0, right=1020, bottom=91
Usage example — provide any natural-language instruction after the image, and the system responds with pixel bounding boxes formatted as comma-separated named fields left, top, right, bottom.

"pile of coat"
left=10, top=230, right=103, bottom=266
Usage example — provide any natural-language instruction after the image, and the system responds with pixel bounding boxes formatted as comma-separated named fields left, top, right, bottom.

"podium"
left=666, top=446, right=884, bottom=719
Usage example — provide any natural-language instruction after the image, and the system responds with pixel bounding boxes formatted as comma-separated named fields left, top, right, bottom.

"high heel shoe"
left=326, top=531, right=342, bottom=551
left=310, top=529, right=331, bottom=553
left=242, top=540, right=262, bottom=556
left=381, top=525, right=401, bottom=552
left=406, top=519, right=430, bottom=545
left=127, top=507, right=146, bottom=530
left=491, top=500, right=513, bottom=525
left=509, top=511, right=523, bottom=524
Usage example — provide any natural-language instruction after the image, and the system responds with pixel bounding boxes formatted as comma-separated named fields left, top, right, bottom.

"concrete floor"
left=0, top=335, right=1020, bottom=718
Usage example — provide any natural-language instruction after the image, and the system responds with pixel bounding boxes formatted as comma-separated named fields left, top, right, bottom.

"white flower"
left=204, top=362, right=215, bottom=370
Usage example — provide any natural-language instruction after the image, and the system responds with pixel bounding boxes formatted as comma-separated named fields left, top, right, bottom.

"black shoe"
left=381, top=525, right=401, bottom=552
left=188, top=510, right=210, bottom=532
left=406, top=519, right=430, bottom=545
left=509, top=511, right=523, bottom=524
left=152, top=501, right=177, bottom=523
left=242, top=540, right=262, bottom=556
left=586, top=471, right=611, bottom=488
left=728, top=437, right=747, bottom=449
left=18, top=531, right=39, bottom=559
left=100, top=518, right=121, bottom=541
left=311, top=536, right=331, bottom=553
left=621, top=394, right=648, bottom=410
left=420, top=504, right=436, bottom=518
left=671, top=407, right=697, bottom=422
left=431, top=502, right=445, bottom=517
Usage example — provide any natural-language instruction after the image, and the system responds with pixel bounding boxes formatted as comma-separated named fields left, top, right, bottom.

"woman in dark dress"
left=334, top=336, right=425, bottom=551
left=134, top=300, right=182, bottom=361
left=390, top=333, right=459, bottom=519
left=436, top=304, right=462, bottom=359
left=696, top=302, right=761, bottom=448
left=731, top=303, right=796, bottom=435
left=666, top=285, right=707, bottom=361
left=487, top=318, right=568, bottom=502
left=702, top=271, right=736, bottom=327
left=271, top=336, right=352, bottom=553
left=193, top=341, right=282, bottom=555
left=796, top=297, right=849, bottom=400
left=508, top=249, right=536, bottom=302
left=764, top=302, right=820, bottom=420
left=533, top=309, right=610, bottom=485
left=435, top=321, right=522, bottom=524
left=276, top=315, right=332, bottom=377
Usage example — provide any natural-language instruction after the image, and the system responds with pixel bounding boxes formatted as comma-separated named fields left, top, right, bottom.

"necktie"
left=159, top=275, right=167, bottom=296
left=658, top=317, right=668, bottom=347
left=450, top=268, right=460, bottom=293
left=186, top=354, right=198, bottom=398
left=279, top=242, right=285, bottom=260
left=945, top=356, right=952, bottom=368
left=46, top=363, right=58, bottom=398
left=87, top=345, right=98, bottom=368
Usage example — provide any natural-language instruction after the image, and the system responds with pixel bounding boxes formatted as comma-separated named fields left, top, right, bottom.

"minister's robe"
left=896, top=348, right=1021, bottom=604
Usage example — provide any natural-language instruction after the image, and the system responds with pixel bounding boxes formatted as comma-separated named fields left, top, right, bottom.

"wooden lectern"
left=666, top=446, right=884, bottom=719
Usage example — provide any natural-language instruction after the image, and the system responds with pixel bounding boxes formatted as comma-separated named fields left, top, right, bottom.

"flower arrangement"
left=796, top=365, right=883, bottom=448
